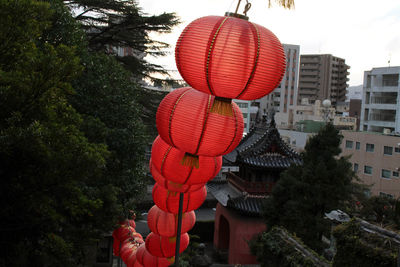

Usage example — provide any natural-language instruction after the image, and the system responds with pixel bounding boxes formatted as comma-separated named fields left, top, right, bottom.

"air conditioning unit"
left=383, top=128, right=391, bottom=135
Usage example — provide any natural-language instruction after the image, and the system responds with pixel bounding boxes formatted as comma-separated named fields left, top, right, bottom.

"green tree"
left=69, top=52, right=148, bottom=215
left=263, top=123, right=355, bottom=251
left=0, top=0, right=110, bottom=265
left=63, top=0, right=180, bottom=79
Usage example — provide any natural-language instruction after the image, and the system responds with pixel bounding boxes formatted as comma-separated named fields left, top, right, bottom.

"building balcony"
left=364, top=120, right=396, bottom=128
left=365, top=103, right=397, bottom=110
left=227, top=172, right=273, bottom=194
left=370, top=86, right=399, bottom=92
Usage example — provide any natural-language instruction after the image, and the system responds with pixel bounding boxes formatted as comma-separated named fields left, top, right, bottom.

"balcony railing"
left=227, top=172, right=274, bottom=194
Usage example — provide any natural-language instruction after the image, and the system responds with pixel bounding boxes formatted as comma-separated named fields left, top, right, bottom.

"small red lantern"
left=156, top=88, right=243, bottom=160
left=147, top=205, right=196, bottom=237
left=151, top=136, right=222, bottom=185
left=135, top=244, right=173, bottom=267
left=152, top=183, right=207, bottom=214
left=175, top=15, right=286, bottom=100
left=145, top=232, right=189, bottom=258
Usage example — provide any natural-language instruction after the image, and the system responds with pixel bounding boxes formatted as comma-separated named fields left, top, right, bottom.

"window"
left=395, top=147, right=400, bottom=153
left=384, top=146, right=393, bottom=155
left=393, top=171, right=399, bottom=178
left=345, top=140, right=353, bottom=149
left=364, top=165, right=372, bottom=175
left=354, top=163, right=359, bottom=172
left=356, top=142, right=360, bottom=150
left=366, top=143, right=374, bottom=152
left=382, top=169, right=391, bottom=179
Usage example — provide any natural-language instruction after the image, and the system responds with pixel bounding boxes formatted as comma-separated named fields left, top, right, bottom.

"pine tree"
left=263, top=123, right=355, bottom=251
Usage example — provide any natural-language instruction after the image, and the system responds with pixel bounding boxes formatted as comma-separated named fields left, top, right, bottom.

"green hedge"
left=250, top=227, right=330, bottom=267
left=333, top=219, right=397, bottom=267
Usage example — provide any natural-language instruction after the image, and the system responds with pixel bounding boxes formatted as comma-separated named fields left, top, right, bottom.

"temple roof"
left=224, top=114, right=302, bottom=169
left=208, top=182, right=265, bottom=217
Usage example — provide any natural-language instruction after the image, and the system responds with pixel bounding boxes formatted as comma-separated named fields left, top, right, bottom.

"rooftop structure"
left=360, top=66, right=400, bottom=134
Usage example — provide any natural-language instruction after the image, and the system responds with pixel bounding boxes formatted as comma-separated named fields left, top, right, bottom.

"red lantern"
left=113, top=226, right=141, bottom=243
left=175, top=15, right=286, bottom=100
left=145, top=232, right=189, bottom=258
left=152, top=183, right=207, bottom=214
left=120, top=241, right=140, bottom=263
left=147, top=205, right=196, bottom=237
left=150, top=161, right=204, bottom=193
left=136, top=244, right=173, bottom=267
left=151, top=136, right=222, bottom=185
left=113, top=238, right=122, bottom=256
left=156, top=88, right=243, bottom=158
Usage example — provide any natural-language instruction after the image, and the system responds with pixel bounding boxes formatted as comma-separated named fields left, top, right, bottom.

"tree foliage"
left=0, top=0, right=109, bottom=265
left=263, top=123, right=355, bottom=251
left=64, top=0, right=180, bottom=78
left=0, top=0, right=152, bottom=265
left=70, top=52, right=148, bottom=215
left=333, top=219, right=397, bottom=267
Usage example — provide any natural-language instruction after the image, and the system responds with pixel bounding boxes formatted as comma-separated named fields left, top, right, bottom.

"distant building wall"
left=340, top=130, right=400, bottom=198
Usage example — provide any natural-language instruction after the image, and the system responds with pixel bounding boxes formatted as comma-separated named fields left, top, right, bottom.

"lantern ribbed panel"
left=151, top=136, right=222, bottom=185
left=120, top=242, right=139, bottom=263
left=147, top=205, right=196, bottom=237
left=175, top=16, right=286, bottom=100
left=150, top=161, right=204, bottom=193
left=156, top=88, right=243, bottom=156
left=152, top=183, right=207, bottom=214
left=145, top=232, right=189, bottom=258
left=113, top=226, right=138, bottom=242
left=136, top=244, right=172, bottom=267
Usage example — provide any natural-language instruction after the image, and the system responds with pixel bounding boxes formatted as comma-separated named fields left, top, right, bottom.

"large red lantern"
left=145, top=232, right=190, bottom=258
left=152, top=183, right=207, bottom=214
left=151, top=136, right=222, bottom=185
left=175, top=15, right=286, bottom=100
left=135, top=244, right=172, bottom=267
left=147, top=205, right=196, bottom=237
left=156, top=88, right=243, bottom=158
left=150, top=161, right=204, bottom=193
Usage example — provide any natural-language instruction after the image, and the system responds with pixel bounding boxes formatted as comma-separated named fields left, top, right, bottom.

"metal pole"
left=174, top=193, right=184, bottom=267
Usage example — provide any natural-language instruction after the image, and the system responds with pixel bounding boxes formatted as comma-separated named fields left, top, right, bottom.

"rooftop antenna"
left=388, top=53, right=391, bottom=67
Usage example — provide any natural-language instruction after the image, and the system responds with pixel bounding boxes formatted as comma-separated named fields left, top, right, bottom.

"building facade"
left=257, top=44, right=300, bottom=128
left=360, top=67, right=400, bottom=133
left=298, top=54, right=349, bottom=107
left=340, top=130, right=400, bottom=198
left=210, top=115, right=302, bottom=265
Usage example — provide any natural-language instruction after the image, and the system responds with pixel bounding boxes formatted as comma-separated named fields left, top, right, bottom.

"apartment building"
left=257, top=44, right=300, bottom=127
left=360, top=67, right=400, bottom=133
left=341, top=130, right=400, bottom=198
left=298, top=54, right=349, bottom=107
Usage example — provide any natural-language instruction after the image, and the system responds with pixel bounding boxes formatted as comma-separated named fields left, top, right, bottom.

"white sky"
left=138, top=0, right=400, bottom=86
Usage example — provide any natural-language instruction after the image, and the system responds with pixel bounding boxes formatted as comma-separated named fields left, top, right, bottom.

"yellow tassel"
left=210, top=97, right=233, bottom=116
left=167, top=257, right=175, bottom=264
left=168, top=236, right=177, bottom=243
left=180, top=153, right=199, bottom=169
left=168, top=181, right=183, bottom=188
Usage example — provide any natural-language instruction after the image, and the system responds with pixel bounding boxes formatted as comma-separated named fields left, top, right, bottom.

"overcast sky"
left=139, top=0, right=400, bottom=86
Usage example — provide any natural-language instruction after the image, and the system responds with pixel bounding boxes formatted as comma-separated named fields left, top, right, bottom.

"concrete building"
left=298, top=54, right=349, bottom=107
left=233, top=100, right=258, bottom=133
left=257, top=44, right=300, bottom=128
left=341, top=130, right=400, bottom=198
left=360, top=67, right=400, bottom=134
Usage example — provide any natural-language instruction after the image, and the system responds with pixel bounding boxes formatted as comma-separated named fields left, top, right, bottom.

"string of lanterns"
left=112, top=4, right=286, bottom=266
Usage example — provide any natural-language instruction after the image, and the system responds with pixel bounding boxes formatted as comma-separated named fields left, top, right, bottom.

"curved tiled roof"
left=224, top=116, right=302, bottom=168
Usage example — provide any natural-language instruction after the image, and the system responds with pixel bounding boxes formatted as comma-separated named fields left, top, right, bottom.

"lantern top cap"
left=224, top=12, right=249, bottom=21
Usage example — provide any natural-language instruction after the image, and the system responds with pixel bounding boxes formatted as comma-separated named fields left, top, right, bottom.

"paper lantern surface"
left=175, top=15, right=285, bottom=100
left=145, top=232, right=189, bottom=258
left=156, top=88, right=243, bottom=157
left=135, top=244, right=172, bottom=267
left=151, top=136, right=222, bottom=185
left=152, top=183, right=207, bottom=214
left=147, top=205, right=196, bottom=237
